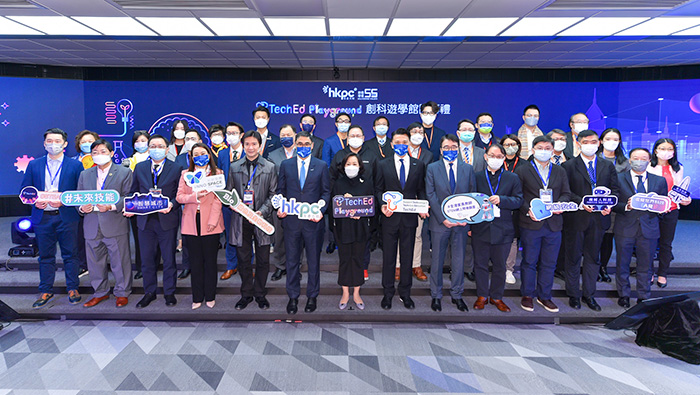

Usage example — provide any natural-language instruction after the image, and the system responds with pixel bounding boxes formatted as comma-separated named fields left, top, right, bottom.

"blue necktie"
left=464, top=147, right=470, bottom=164
left=554, top=155, right=561, bottom=165
left=399, top=158, right=405, bottom=189
left=299, top=160, right=306, bottom=189
left=587, top=160, right=596, bottom=187
left=449, top=162, right=456, bottom=194
left=636, top=175, right=645, bottom=194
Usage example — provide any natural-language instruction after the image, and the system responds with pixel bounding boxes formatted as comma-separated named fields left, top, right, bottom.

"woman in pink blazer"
left=176, top=143, right=225, bottom=309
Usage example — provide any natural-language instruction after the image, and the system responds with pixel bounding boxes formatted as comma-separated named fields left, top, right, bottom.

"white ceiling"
left=0, top=0, right=697, bottom=69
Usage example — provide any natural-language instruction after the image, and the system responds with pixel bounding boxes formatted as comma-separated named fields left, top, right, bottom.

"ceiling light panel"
left=0, top=17, right=43, bottom=35
left=500, top=17, right=583, bottom=36
left=8, top=16, right=100, bottom=35
left=616, top=17, right=700, bottom=35
left=136, top=17, right=213, bottom=36
left=387, top=18, right=452, bottom=36
left=558, top=17, right=649, bottom=36
left=444, top=18, right=517, bottom=36
left=329, top=18, right=388, bottom=36
left=201, top=18, right=269, bottom=36
left=73, top=17, right=156, bottom=36
left=265, top=18, right=326, bottom=36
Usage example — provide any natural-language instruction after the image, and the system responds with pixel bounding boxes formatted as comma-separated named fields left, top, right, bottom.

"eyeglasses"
left=458, top=128, right=475, bottom=133
left=421, top=111, right=436, bottom=116
left=149, top=145, right=166, bottom=149
left=296, top=142, right=312, bottom=147
left=487, top=154, right=505, bottom=160
left=502, top=143, right=518, bottom=147
left=441, top=146, right=458, bottom=150
left=226, top=131, right=240, bottom=136
left=337, top=119, right=351, bottom=124
left=184, top=137, right=199, bottom=142
left=657, top=147, right=674, bottom=152
left=410, top=130, right=424, bottom=135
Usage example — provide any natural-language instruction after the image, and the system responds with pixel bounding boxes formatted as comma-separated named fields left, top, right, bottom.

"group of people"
left=21, top=101, right=690, bottom=314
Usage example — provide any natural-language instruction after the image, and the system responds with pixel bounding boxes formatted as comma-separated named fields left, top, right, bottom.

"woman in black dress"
left=332, top=152, right=374, bottom=310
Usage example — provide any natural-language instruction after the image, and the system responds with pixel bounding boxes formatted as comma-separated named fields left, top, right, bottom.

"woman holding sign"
left=176, top=143, right=225, bottom=309
left=332, top=153, right=374, bottom=310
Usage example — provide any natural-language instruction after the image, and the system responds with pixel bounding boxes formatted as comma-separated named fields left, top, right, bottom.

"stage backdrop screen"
left=4, top=77, right=700, bottom=197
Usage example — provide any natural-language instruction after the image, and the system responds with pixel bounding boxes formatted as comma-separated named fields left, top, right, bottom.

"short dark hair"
left=547, top=129, right=566, bottom=139
left=184, top=129, right=201, bottom=141
left=279, top=124, right=297, bottom=133
left=577, top=130, right=598, bottom=141
left=91, top=138, right=113, bottom=152
left=476, top=113, right=493, bottom=123
left=392, top=128, right=410, bottom=140
left=406, top=122, right=423, bottom=132
left=486, top=143, right=506, bottom=157
left=149, top=134, right=169, bottom=146
left=208, top=124, right=224, bottom=136
left=373, top=116, right=389, bottom=127
left=439, top=134, right=459, bottom=147
left=252, top=105, right=270, bottom=118
left=457, top=119, right=476, bottom=130
left=242, top=130, right=262, bottom=145
left=131, top=130, right=150, bottom=148
left=338, top=152, right=365, bottom=178
left=348, top=124, right=364, bottom=135
left=74, top=129, right=100, bottom=152
left=226, top=121, right=244, bottom=134
left=569, top=112, right=588, bottom=124
left=629, top=147, right=651, bottom=158
left=420, top=101, right=439, bottom=113
left=188, top=143, right=219, bottom=173
left=295, top=130, right=313, bottom=142
left=500, top=134, right=522, bottom=157
left=532, top=135, right=553, bottom=147
left=335, top=112, right=351, bottom=122
left=44, top=127, right=67, bottom=142
left=523, top=104, right=540, bottom=115
left=299, top=113, right=316, bottom=124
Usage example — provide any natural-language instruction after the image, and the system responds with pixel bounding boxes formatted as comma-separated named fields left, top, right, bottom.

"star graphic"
left=2, top=120, right=9, bottom=127
left=1, top=103, right=8, bottom=110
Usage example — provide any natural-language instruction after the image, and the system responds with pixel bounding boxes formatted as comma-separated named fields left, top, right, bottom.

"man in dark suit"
left=21, top=128, right=84, bottom=309
left=562, top=130, right=620, bottom=311
left=217, top=121, right=244, bottom=280
left=299, top=113, right=324, bottom=159
left=253, top=105, right=281, bottom=159
left=425, top=134, right=475, bottom=312
left=515, top=135, right=571, bottom=313
left=277, top=131, right=331, bottom=314
left=365, top=116, right=394, bottom=160
left=613, top=148, right=668, bottom=307
left=418, top=100, right=445, bottom=162
left=563, top=112, right=589, bottom=159
left=126, top=134, right=183, bottom=308
left=375, top=128, right=428, bottom=310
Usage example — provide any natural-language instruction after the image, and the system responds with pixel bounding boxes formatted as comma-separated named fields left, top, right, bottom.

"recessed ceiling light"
left=558, top=17, right=649, bottom=36
left=329, top=18, right=388, bottom=36
left=73, top=17, right=156, bottom=36
left=617, top=17, right=700, bottom=35
left=500, top=17, right=583, bottom=36
left=444, top=18, right=517, bottom=36
left=266, top=18, right=326, bottom=36
left=136, top=17, right=213, bottom=36
left=0, top=17, right=43, bottom=35
left=387, top=18, right=452, bottom=36
left=201, top=18, right=269, bottom=36
left=8, top=16, right=100, bottom=35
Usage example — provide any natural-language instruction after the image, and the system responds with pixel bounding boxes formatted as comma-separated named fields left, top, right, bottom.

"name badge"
left=539, top=189, right=553, bottom=204
left=243, top=189, right=254, bottom=206
left=149, top=188, right=162, bottom=196
left=493, top=205, right=501, bottom=218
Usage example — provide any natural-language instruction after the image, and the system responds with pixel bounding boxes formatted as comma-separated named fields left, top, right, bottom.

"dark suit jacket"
left=471, top=169, right=523, bottom=244
left=329, top=144, right=379, bottom=183
left=613, top=171, right=667, bottom=239
left=21, top=155, right=84, bottom=225
left=562, top=156, right=620, bottom=232
left=515, top=160, right=571, bottom=232
left=374, top=155, right=427, bottom=229
left=420, top=124, right=445, bottom=163
left=425, top=159, right=476, bottom=231
left=411, top=146, right=433, bottom=167
left=563, top=131, right=577, bottom=159
left=227, top=157, right=277, bottom=246
left=457, top=144, right=486, bottom=173
left=129, top=159, right=183, bottom=231
left=175, top=152, right=189, bottom=170
left=216, top=146, right=244, bottom=181
left=260, top=131, right=281, bottom=160
left=277, top=156, right=331, bottom=231
left=365, top=136, right=394, bottom=160
left=311, top=134, right=324, bottom=159
left=267, top=146, right=295, bottom=174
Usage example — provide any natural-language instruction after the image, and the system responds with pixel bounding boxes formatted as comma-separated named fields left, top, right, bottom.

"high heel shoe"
left=339, top=301, right=347, bottom=310
left=657, top=277, right=668, bottom=288
left=192, top=302, right=201, bottom=310
left=206, top=300, right=215, bottom=308
left=355, top=300, right=365, bottom=310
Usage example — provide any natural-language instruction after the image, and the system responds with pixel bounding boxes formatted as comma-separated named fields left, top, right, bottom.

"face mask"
left=337, top=123, right=350, bottom=133
left=92, top=154, right=111, bottom=166
left=478, top=124, right=493, bottom=134
left=280, top=136, right=294, bottom=148
left=348, top=137, right=363, bottom=149
left=603, top=140, right=619, bottom=152
left=534, top=149, right=552, bottom=162
left=458, top=131, right=475, bottom=143
left=524, top=116, right=538, bottom=127
left=254, top=118, right=268, bottom=129
left=226, top=134, right=240, bottom=147
left=375, top=125, right=388, bottom=136
left=134, top=141, right=148, bottom=153
left=630, top=159, right=649, bottom=173
left=173, top=129, right=185, bottom=139
left=184, top=140, right=196, bottom=152
left=301, top=123, right=315, bottom=133
left=45, top=143, right=64, bottom=156
left=211, top=135, right=224, bottom=146
left=193, top=154, right=209, bottom=167
left=573, top=123, right=589, bottom=133
left=345, top=165, right=359, bottom=179
left=80, top=142, right=92, bottom=154
left=410, top=134, right=424, bottom=146
left=580, top=143, right=599, bottom=157
left=553, top=140, right=566, bottom=152
left=442, top=150, right=458, bottom=162
left=421, top=114, right=436, bottom=126
left=393, top=144, right=408, bottom=157
left=487, top=157, right=505, bottom=170
left=656, top=150, right=674, bottom=161
left=149, top=148, right=166, bottom=161
left=505, top=146, right=519, bottom=156
left=297, top=146, right=312, bottom=158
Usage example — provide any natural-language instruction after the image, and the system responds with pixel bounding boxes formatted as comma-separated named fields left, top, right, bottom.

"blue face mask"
left=442, top=150, right=458, bottom=162
left=297, top=146, right=312, bottom=158
left=301, top=123, right=315, bottom=133
left=149, top=148, right=166, bottom=161
left=134, top=141, right=148, bottom=153
left=281, top=136, right=294, bottom=148
left=459, top=131, right=475, bottom=143
left=337, top=123, right=350, bottom=133
left=524, top=116, right=538, bottom=127
left=393, top=144, right=408, bottom=157
left=80, top=142, right=92, bottom=154
left=193, top=154, right=209, bottom=167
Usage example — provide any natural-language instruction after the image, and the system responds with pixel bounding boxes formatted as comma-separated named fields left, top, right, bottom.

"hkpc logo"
left=322, top=85, right=378, bottom=101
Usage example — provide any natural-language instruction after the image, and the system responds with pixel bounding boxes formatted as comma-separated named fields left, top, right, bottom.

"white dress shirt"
left=394, top=153, right=410, bottom=180
left=297, top=156, right=310, bottom=181
left=444, top=159, right=457, bottom=184
left=377, top=136, right=386, bottom=146
left=44, top=154, right=64, bottom=211
left=459, top=142, right=473, bottom=164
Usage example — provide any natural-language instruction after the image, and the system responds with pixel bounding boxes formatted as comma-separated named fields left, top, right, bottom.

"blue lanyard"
left=532, top=161, right=552, bottom=189
left=486, top=168, right=503, bottom=195
left=46, top=160, right=63, bottom=188
left=246, top=165, right=258, bottom=189
left=99, top=173, right=107, bottom=190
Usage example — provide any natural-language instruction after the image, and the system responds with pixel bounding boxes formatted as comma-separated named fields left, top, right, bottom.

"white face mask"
left=348, top=137, right=363, bottom=149
left=226, top=134, right=240, bottom=147
left=657, top=150, right=674, bottom=161
left=603, top=140, right=619, bottom=152
left=173, top=129, right=185, bottom=139
left=505, top=146, right=518, bottom=156
left=45, top=143, right=64, bottom=156
left=92, top=154, right=111, bottom=166
left=534, top=149, right=552, bottom=162
left=420, top=114, right=436, bottom=126
left=410, top=133, right=424, bottom=146
left=375, top=125, right=388, bottom=136
left=580, top=143, right=599, bottom=157
left=573, top=123, right=589, bottom=133
left=487, top=157, right=505, bottom=170
left=553, top=140, right=566, bottom=152
left=211, top=135, right=224, bottom=145
left=254, top=118, right=268, bottom=129
left=184, top=140, right=196, bottom=152
left=345, top=165, right=359, bottom=179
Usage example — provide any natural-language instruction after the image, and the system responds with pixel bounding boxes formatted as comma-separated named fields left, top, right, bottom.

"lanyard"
left=339, top=136, right=346, bottom=150
left=486, top=169, right=503, bottom=195
left=99, top=171, right=108, bottom=190
left=411, top=147, right=421, bottom=159
left=532, top=161, right=552, bottom=189
left=504, top=157, right=518, bottom=172
left=46, top=160, right=63, bottom=188
left=246, top=164, right=258, bottom=189
left=378, top=141, right=386, bottom=158
left=425, top=126, right=434, bottom=148
left=151, top=161, right=162, bottom=187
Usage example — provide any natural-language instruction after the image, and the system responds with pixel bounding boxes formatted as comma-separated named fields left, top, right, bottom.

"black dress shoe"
left=464, top=271, right=476, bottom=282
left=452, top=298, right=468, bottom=312
left=617, top=297, right=630, bottom=308
left=381, top=295, right=392, bottom=310
left=399, top=296, right=415, bottom=309
left=256, top=296, right=270, bottom=310
left=554, top=270, right=565, bottom=280
left=235, top=296, right=254, bottom=310
left=325, top=241, right=336, bottom=254
left=431, top=298, right=442, bottom=312
left=657, top=279, right=668, bottom=288
left=582, top=297, right=602, bottom=311
left=630, top=267, right=637, bottom=276
left=598, top=268, right=612, bottom=283
left=177, top=269, right=191, bottom=280
left=136, top=293, right=156, bottom=308
left=134, top=271, right=143, bottom=280
left=287, top=298, right=298, bottom=314
left=569, top=297, right=581, bottom=309
left=270, top=268, right=286, bottom=281
left=305, top=297, right=317, bottom=313
left=164, top=294, right=177, bottom=306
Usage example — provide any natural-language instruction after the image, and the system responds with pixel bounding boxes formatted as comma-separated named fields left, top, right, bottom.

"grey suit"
left=267, top=147, right=296, bottom=268
left=456, top=144, right=485, bottom=273
left=77, top=163, right=133, bottom=299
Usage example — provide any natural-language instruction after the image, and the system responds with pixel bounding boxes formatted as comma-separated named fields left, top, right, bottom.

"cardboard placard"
left=630, top=192, right=671, bottom=213
left=382, top=191, right=429, bottom=214
left=124, top=192, right=170, bottom=215
left=184, top=170, right=226, bottom=191
left=441, top=193, right=494, bottom=224
left=18, top=186, right=61, bottom=205
left=332, top=195, right=375, bottom=218
left=61, top=190, right=120, bottom=206
left=214, top=190, right=275, bottom=235
left=530, top=199, right=579, bottom=221
left=581, top=186, right=618, bottom=211
left=271, top=194, right=326, bottom=221
left=668, top=176, right=691, bottom=204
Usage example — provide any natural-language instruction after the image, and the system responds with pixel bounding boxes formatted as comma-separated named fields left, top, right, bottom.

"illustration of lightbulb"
left=117, top=99, right=133, bottom=136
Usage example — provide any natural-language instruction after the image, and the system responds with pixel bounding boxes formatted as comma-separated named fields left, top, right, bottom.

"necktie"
left=449, top=163, right=456, bottom=194
left=636, top=175, right=646, bottom=193
left=232, top=150, right=238, bottom=162
left=399, top=158, right=406, bottom=189
left=464, top=147, right=470, bottom=164
left=299, top=160, right=306, bottom=189
left=153, top=164, right=160, bottom=186
left=554, top=155, right=561, bottom=165
left=587, top=160, right=596, bottom=187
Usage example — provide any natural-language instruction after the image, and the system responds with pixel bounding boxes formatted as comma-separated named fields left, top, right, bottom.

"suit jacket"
left=226, top=157, right=278, bottom=246
left=260, top=130, right=281, bottom=160
left=562, top=155, right=620, bottom=232
left=129, top=158, right=183, bottom=231
left=515, top=160, right=571, bottom=232
left=613, top=171, right=667, bottom=239
left=277, top=156, right=331, bottom=231
left=563, top=132, right=578, bottom=159
left=21, top=155, right=84, bottom=225
left=322, top=133, right=346, bottom=167
left=77, top=163, right=133, bottom=239
left=176, top=169, right=225, bottom=236
left=410, top=146, right=434, bottom=167
left=473, top=133, right=495, bottom=150
left=374, top=155, right=427, bottom=229
left=268, top=146, right=296, bottom=173
left=425, top=159, right=476, bottom=232
left=365, top=136, right=394, bottom=160
left=457, top=143, right=486, bottom=173
left=216, top=146, right=244, bottom=181
left=517, top=124, right=544, bottom=159
left=329, top=144, right=379, bottom=182
left=420, top=124, right=446, bottom=163
left=471, top=168, right=524, bottom=244
left=310, top=134, right=324, bottom=159
left=175, top=152, right=189, bottom=170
